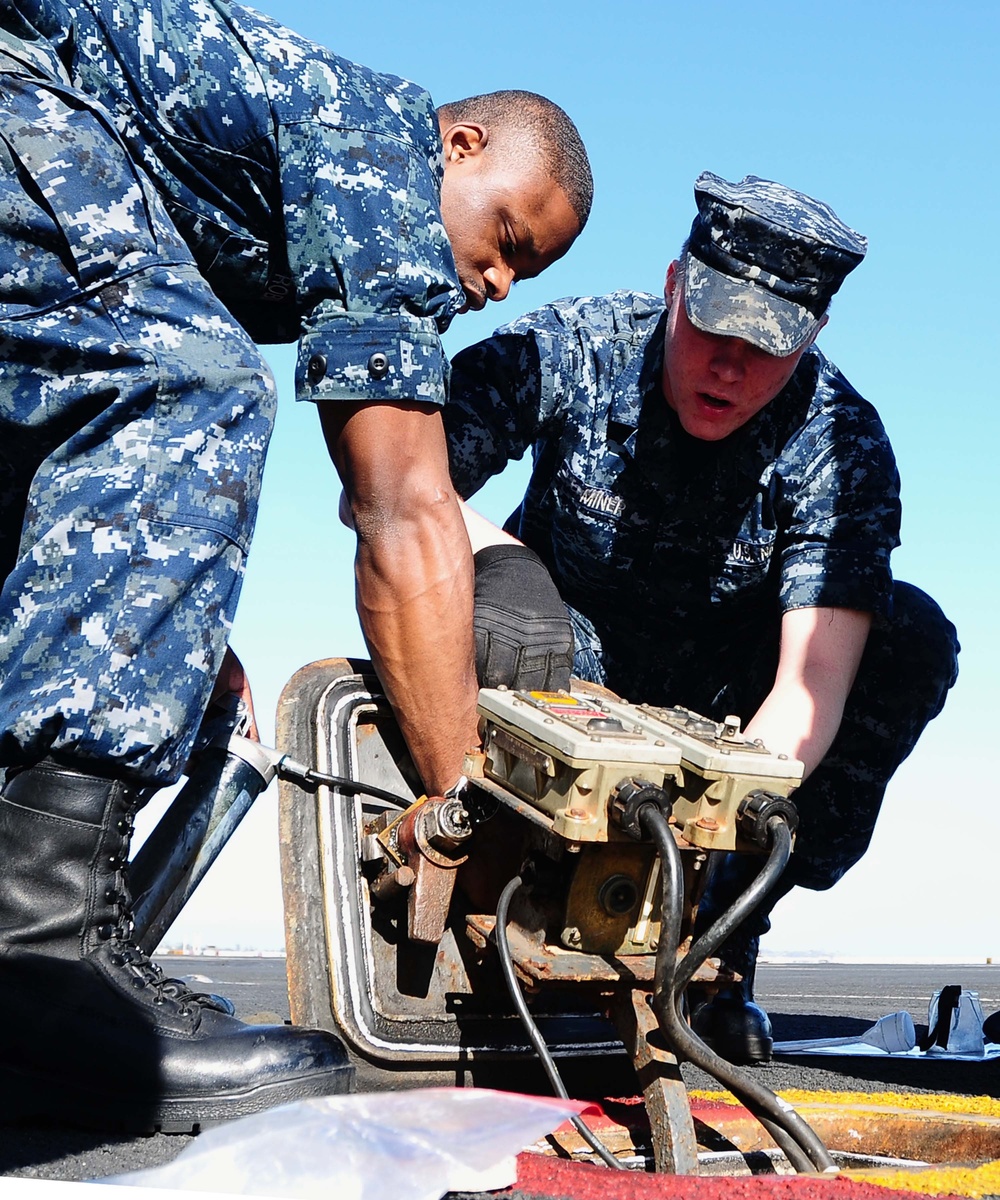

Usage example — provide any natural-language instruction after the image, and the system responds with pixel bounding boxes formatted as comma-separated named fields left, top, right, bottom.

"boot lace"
left=99, top=805, right=212, bottom=1018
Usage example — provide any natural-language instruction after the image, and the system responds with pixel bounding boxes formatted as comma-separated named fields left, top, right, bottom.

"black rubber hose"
left=639, top=805, right=836, bottom=1176
left=280, top=764, right=414, bottom=808
left=636, top=805, right=810, bottom=1172
left=674, top=820, right=793, bottom=994
left=495, top=875, right=626, bottom=1171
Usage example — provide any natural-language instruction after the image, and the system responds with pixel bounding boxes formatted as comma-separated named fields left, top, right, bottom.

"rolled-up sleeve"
left=445, top=333, right=546, bottom=496
left=229, top=1, right=466, bottom=407
left=776, top=398, right=901, bottom=616
left=282, top=117, right=460, bottom=406
left=446, top=301, right=591, bottom=497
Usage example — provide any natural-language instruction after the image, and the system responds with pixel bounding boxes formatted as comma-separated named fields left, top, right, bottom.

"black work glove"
left=473, top=543, right=574, bottom=692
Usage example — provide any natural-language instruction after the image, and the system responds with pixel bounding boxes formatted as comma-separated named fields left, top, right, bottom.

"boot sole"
left=0, top=1060, right=355, bottom=1133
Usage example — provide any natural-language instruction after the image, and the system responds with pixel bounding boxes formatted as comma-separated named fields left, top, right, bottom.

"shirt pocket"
left=0, top=78, right=162, bottom=316
left=711, top=497, right=778, bottom=603
left=546, top=464, right=645, bottom=598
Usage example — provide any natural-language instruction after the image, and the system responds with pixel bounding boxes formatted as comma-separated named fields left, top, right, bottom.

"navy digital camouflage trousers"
left=569, top=580, right=959, bottom=894
left=0, top=58, right=276, bottom=784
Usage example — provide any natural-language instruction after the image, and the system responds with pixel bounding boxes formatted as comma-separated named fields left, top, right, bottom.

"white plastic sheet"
left=103, top=1088, right=593, bottom=1200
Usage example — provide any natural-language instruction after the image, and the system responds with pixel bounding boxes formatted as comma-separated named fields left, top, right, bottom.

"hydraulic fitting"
left=610, top=777, right=674, bottom=842
left=737, top=788, right=799, bottom=848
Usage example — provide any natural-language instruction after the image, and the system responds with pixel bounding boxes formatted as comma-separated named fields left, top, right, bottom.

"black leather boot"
left=690, top=934, right=773, bottom=1065
left=0, top=758, right=353, bottom=1131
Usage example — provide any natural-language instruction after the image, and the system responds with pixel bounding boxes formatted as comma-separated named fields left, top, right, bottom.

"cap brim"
left=684, top=255, right=823, bottom=356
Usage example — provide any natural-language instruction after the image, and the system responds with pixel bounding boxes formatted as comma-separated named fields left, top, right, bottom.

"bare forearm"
left=459, top=499, right=520, bottom=553
left=744, top=607, right=872, bottom=778
left=744, top=673, right=850, bottom=777
left=355, top=495, right=479, bottom=794
left=322, top=400, right=480, bottom=796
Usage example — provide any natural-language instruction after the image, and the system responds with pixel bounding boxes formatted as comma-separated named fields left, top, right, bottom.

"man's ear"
left=664, top=260, right=679, bottom=304
left=805, top=313, right=829, bottom=347
left=441, top=122, right=488, bottom=166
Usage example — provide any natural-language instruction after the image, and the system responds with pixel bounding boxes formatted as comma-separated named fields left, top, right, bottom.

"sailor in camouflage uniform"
left=446, top=173, right=958, bottom=1064
left=0, top=0, right=590, bottom=1125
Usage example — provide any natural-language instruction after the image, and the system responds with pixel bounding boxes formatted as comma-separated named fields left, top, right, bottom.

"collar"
left=607, top=309, right=668, bottom=457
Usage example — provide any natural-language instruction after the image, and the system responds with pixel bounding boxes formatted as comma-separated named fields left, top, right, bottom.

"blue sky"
left=155, top=0, right=1000, bottom=962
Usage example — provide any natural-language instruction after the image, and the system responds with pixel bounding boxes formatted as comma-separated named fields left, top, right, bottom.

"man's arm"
left=743, top=606, right=872, bottom=778
left=459, top=500, right=520, bottom=552
left=320, top=400, right=480, bottom=796
left=342, top=494, right=520, bottom=555
left=446, top=316, right=570, bottom=499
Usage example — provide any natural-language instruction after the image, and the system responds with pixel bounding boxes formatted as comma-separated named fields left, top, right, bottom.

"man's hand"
left=319, top=400, right=480, bottom=795
left=744, top=606, right=872, bottom=778
left=209, top=645, right=260, bottom=741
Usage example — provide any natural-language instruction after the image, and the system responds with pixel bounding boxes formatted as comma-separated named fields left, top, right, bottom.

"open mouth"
left=698, top=392, right=733, bottom=410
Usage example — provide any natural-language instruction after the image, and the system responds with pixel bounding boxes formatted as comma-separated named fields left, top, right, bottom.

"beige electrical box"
left=477, top=687, right=803, bottom=851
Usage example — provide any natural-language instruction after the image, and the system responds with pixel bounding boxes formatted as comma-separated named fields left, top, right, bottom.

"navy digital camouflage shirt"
left=446, top=291, right=902, bottom=711
left=11, top=0, right=463, bottom=406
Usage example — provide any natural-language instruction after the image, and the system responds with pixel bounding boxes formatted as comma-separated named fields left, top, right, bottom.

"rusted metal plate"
left=563, top=843, right=660, bottom=956
left=466, top=913, right=721, bottom=986
left=489, top=724, right=557, bottom=775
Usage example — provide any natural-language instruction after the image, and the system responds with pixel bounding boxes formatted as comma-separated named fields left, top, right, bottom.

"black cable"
left=285, top=757, right=829, bottom=1171
left=278, top=763, right=414, bottom=808
left=495, top=875, right=626, bottom=1171
left=674, top=819, right=793, bottom=994
left=640, top=805, right=836, bottom=1175
left=642, top=805, right=812, bottom=1172
left=639, top=807, right=815, bottom=1172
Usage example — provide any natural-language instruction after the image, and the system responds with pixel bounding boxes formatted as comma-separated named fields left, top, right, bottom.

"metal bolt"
left=564, top=927, right=582, bottom=947
left=421, top=797, right=472, bottom=847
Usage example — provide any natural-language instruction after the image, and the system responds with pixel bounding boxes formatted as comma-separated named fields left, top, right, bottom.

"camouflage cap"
left=683, top=172, right=867, bottom=356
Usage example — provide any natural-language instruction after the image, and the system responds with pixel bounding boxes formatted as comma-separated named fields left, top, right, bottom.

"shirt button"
left=367, top=352, right=389, bottom=380
left=306, top=354, right=327, bottom=385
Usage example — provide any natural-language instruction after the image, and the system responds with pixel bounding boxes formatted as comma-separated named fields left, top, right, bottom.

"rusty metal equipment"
left=277, top=659, right=829, bottom=1173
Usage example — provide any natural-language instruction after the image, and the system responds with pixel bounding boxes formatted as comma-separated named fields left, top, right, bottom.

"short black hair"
left=437, top=90, right=593, bottom=230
